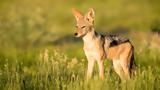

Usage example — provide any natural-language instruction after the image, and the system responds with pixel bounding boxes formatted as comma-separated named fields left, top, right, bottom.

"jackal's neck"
left=82, top=27, right=97, bottom=43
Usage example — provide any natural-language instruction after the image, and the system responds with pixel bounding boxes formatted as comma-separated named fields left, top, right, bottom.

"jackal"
left=72, top=8, right=135, bottom=80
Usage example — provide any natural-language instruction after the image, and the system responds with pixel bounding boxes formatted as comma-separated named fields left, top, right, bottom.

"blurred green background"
left=0, top=0, right=160, bottom=66
left=0, top=0, right=160, bottom=52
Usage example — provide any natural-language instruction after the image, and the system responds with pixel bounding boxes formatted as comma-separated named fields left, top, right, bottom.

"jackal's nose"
left=74, top=33, right=78, bottom=36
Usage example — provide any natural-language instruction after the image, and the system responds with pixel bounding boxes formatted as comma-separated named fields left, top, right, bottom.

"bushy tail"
left=130, top=47, right=137, bottom=76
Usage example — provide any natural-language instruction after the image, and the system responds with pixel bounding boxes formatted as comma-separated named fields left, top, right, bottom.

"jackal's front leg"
left=87, top=59, right=95, bottom=80
left=97, top=60, right=104, bottom=80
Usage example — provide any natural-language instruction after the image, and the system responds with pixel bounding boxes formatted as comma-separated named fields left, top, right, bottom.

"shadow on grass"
left=52, top=35, right=81, bottom=45
left=97, top=26, right=130, bottom=35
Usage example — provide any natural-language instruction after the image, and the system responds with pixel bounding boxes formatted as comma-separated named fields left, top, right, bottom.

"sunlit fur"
left=72, top=8, right=135, bottom=81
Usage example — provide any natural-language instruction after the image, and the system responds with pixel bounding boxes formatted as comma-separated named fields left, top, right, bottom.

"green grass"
left=0, top=48, right=160, bottom=90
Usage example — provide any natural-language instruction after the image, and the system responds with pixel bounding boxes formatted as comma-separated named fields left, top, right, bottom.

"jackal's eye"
left=81, top=26, right=86, bottom=29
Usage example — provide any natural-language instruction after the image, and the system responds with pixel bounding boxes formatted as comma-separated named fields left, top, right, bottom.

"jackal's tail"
left=130, top=47, right=137, bottom=76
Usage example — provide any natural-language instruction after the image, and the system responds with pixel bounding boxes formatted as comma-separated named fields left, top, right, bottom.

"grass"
left=0, top=47, right=160, bottom=90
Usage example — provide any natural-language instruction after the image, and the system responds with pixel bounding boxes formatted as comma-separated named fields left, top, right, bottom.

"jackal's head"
left=72, top=8, right=95, bottom=37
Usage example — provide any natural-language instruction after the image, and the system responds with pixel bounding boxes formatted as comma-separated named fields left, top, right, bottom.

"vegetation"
left=0, top=0, right=160, bottom=90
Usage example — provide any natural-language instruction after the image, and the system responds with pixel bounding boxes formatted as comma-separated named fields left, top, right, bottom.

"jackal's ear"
left=72, top=8, right=83, bottom=21
left=85, top=8, right=95, bottom=24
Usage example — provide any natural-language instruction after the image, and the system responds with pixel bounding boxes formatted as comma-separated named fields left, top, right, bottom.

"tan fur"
left=72, top=8, right=134, bottom=81
left=108, top=42, right=133, bottom=80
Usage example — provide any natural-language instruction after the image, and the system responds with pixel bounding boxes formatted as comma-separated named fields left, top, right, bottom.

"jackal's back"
left=102, top=34, right=130, bottom=55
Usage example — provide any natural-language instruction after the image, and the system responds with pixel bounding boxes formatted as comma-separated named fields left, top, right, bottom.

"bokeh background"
left=0, top=0, right=160, bottom=89
left=0, top=0, right=160, bottom=54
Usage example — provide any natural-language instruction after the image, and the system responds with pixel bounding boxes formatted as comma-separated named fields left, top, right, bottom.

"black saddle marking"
left=107, top=34, right=129, bottom=47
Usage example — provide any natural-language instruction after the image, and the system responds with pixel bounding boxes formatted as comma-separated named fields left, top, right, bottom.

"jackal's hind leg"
left=121, top=64, right=130, bottom=80
left=113, top=60, right=125, bottom=80
left=120, top=48, right=133, bottom=80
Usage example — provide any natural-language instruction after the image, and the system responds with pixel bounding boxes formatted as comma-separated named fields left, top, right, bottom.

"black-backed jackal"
left=72, top=8, right=135, bottom=80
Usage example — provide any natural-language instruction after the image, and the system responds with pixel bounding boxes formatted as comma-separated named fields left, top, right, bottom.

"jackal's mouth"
left=74, top=33, right=86, bottom=38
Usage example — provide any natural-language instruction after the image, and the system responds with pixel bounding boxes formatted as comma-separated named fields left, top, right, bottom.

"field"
left=0, top=0, right=160, bottom=90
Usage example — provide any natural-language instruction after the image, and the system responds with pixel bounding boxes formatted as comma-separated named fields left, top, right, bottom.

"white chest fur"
left=82, top=31, right=103, bottom=60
